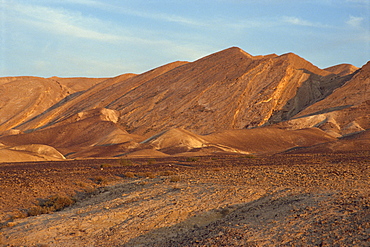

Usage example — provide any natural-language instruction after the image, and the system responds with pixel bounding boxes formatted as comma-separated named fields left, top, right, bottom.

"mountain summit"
left=0, top=47, right=368, bottom=161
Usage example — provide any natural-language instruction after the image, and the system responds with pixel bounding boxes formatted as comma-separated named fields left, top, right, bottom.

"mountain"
left=0, top=47, right=368, bottom=161
left=324, top=64, right=359, bottom=76
left=0, top=108, right=142, bottom=158
left=0, top=76, right=69, bottom=132
left=277, top=62, right=370, bottom=137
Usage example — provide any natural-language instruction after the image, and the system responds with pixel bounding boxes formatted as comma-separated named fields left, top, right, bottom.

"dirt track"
left=1, top=152, right=369, bottom=246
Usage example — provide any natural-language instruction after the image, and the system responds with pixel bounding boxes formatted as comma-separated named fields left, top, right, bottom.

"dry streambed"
left=0, top=154, right=369, bottom=246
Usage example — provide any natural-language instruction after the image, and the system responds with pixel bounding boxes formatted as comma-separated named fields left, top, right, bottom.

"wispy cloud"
left=282, top=16, right=332, bottom=28
left=282, top=16, right=315, bottom=26
left=7, top=3, right=122, bottom=42
left=346, top=16, right=364, bottom=27
left=282, top=16, right=325, bottom=27
left=58, top=0, right=207, bottom=27
left=122, top=8, right=206, bottom=27
left=2, top=1, right=214, bottom=75
left=5, top=1, right=210, bottom=44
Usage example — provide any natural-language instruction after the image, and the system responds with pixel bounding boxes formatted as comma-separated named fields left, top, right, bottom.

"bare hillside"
left=0, top=47, right=368, bottom=161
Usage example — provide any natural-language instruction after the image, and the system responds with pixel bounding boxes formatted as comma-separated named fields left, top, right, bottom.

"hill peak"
left=324, top=63, right=359, bottom=76
left=196, top=47, right=254, bottom=62
left=278, top=52, right=330, bottom=76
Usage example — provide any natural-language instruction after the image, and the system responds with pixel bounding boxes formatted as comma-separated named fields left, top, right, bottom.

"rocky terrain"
left=0, top=152, right=369, bottom=246
left=0, top=47, right=369, bottom=246
left=0, top=47, right=369, bottom=162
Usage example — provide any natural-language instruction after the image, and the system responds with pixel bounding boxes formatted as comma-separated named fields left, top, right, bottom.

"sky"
left=1, top=0, right=369, bottom=77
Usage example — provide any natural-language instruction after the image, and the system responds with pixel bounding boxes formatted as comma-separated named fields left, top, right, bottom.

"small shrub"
left=75, top=181, right=90, bottom=188
left=100, top=163, right=112, bottom=168
left=6, top=210, right=27, bottom=220
left=146, top=159, right=156, bottom=165
left=40, top=195, right=75, bottom=211
left=27, top=195, right=75, bottom=216
left=28, top=206, right=48, bottom=216
left=136, top=172, right=156, bottom=178
left=169, top=175, right=181, bottom=182
left=159, top=170, right=174, bottom=176
left=136, top=172, right=145, bottom=178
left=146, top=172, right=156, bottom=179
left=186, top=157, right=199, bottom=162
left=93, top=176, right=108, bottom=185
left=124, top=172, right=135, bottom=178
left=119, top=159, right=133, bottom=166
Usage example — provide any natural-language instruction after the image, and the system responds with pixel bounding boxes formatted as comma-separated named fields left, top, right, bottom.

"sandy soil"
left=0, top=152, right=369, bottom=246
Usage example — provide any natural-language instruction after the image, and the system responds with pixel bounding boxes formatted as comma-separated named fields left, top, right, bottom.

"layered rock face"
left=0, top=47, right=368, bottom=160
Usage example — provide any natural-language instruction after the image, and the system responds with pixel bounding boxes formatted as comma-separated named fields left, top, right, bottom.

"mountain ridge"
left=0, top=47, right=368, bottom=161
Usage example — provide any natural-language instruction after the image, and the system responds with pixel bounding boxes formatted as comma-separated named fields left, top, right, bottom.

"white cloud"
left=2, top=1, right=214, bottom=76
left=346, top=16, right=364, bottom=27
left=121, top=8, right=206, bottom=27
left=282, top=16, right=315, bottom=26
left=281, top=16, right=332, bottom=28
left=56, top=0, right=207, bottom=27
left=6, top=3, right=123, bottom=42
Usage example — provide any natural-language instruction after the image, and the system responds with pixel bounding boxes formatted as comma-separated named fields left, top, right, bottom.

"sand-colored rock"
left=8, top=144, right=65, bottom=160
left=0, top=144, right=65, bottom=162
left=48, top=76, right=109, bottom=94
left=295, top=61, right=370, bottom=118
left=324, top=63, right=359, bottom=76
left=203, top=127, right=335, bottom=154
left=277, top=100, right=370, bottom=137
left=14, top=63, right=186, bottom=132
left=0, top=77, right=70, bottom=132
left=106, top=47, right=343, bottom=135
left=0, top=129, right=23, bottom=137
left=0, top=47, right=368, bottom=162
left=2, top=47, right=356, bottom=136
left=287, top=129, right=370, bottom=153
left=143, top=128, right=207, bottom=152
left=0, top=116, right=137, bottom=156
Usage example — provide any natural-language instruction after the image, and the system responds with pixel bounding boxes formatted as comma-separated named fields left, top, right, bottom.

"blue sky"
left=1, top=0, right=369, bottom=77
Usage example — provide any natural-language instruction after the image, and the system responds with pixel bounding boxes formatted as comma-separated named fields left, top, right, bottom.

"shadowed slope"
left=4, top=47, right=347, bottom=137
left=0, top=144, right=65, bottom=163
left=203, top=127, right=335, bottom=154
left=277, top=62, right=370, bottom=137
left=0, top=114, right=139, bottom=156
left=107, top=47, right=344, bottom=135
left=296, top=61, right=369, bottom=118
left=0, top=47, right=368, bottom=161
left=286, top=129, right=370, bottom=153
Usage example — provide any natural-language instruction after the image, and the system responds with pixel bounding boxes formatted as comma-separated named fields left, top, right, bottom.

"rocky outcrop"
left=0, top=47, right=368, bottom=161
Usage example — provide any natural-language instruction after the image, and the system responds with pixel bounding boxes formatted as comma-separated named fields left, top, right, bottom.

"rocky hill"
left=0, top=47, right=368, bottom=162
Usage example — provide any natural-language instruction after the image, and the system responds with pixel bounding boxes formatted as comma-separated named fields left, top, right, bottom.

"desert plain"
left=0, top=47, right=369, bottom=246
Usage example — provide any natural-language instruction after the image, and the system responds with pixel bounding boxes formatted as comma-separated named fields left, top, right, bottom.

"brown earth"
left=0, top=47, right=369, bottom=247
left=0, top=152, right=369, bottom=246
left=0, top=47, right=368, bottom=162
left=324, top=63, right=359, bottom=77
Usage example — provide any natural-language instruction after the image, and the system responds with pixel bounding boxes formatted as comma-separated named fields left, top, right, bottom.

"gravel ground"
left=0, top=152, right=369, bottom=246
